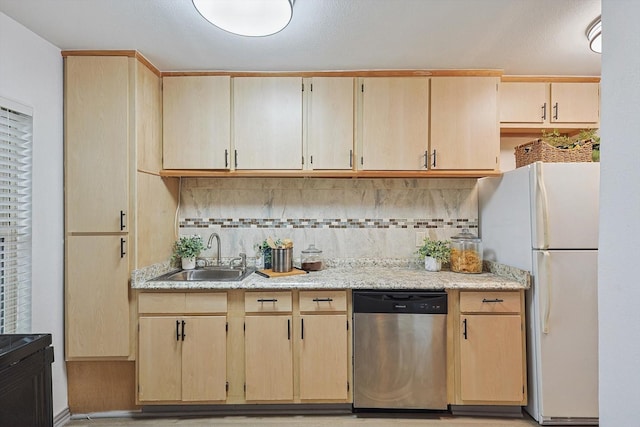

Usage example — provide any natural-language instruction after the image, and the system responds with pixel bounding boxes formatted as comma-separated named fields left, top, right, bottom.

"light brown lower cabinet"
left=137, top=293, right=228, bottom=403
left=298, top=314, right=348, bottom=400
left=244, top=315, right=294, bottom=401
left=137, top=289, right=352, bottom=405
left=450, top=290, right=527, bottom=406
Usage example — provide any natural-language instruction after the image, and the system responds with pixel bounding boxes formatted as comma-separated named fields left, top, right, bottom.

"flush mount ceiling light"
left=586, top=16, right=602, bottom=54
left=192, top=0, right=294, bottom=37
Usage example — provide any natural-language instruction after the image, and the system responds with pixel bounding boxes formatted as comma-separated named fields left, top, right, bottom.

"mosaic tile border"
left=180, top=218, right=477, bottom=230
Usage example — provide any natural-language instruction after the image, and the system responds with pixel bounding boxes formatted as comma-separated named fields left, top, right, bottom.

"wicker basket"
left=514, top=139, right=593, bottom=168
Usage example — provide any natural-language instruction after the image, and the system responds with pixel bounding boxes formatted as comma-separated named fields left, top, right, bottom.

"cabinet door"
left=181, top=316, right=227, bottom=401
left=163, top=76, right=231, bottom=169
left=244, top=315, right=293, bottom=401
left=361, top=77, right=429, bottom=170
left=65, top=56, right=129, bottom=233
left=66, top=235, right=129, bottom=358
left=299, top=315, right=348, bottom=400
left=431, top=77, right=499, bottom=170
left=499, top=82, right=547, bottom=123
left=308, top=77, right=354, bottom=170
left=459, top=314, right=524, bottom=402
left=138, top=316, right=182, bottom=402
left=550, top=82, right=600, bottom=124
left=233, top=77, right=303, bottom=170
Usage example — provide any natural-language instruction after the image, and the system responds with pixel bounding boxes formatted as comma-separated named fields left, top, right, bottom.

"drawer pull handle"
left=120, top=210, right=126, bottom=230
left=463, top=318, right=468, bottom=339
left=257, top=298, right=278, bottom=303
left=301, top=318, right=304, bottom=340
left=181, top=320, right=186, bottom=341
left=312, top=298, right=333, bottom=302
left=482, top=298, right=504, bottom=303
left=287, top=319, right=291, bottom=340
left=176, top=320, right=180, bottom=341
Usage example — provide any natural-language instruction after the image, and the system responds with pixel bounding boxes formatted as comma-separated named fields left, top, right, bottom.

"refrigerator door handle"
left=535, top=164, right=550, bottom=250
left=540, top=250, right=552, bottom=334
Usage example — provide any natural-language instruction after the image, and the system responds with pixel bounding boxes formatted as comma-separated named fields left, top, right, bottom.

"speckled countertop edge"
left=132, top=258, right=530, bottom=291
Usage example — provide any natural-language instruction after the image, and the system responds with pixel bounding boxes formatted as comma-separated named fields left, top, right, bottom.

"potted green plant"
left=173, top=235, right=205, bottom=270
left=417, top=238, right=451, bottom=272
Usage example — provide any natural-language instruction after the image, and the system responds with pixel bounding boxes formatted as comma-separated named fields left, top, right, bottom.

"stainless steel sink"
left=151, top=266, right=256, bottom=282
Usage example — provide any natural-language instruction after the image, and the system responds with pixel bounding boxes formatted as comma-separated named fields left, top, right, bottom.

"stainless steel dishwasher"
left=353, top=290, right=448, bottom=410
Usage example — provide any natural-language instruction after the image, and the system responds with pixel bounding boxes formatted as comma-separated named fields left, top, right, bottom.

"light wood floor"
left=66, top=414, right=542, bottom=426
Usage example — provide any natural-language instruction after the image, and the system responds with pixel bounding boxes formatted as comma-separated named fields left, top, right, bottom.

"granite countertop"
left=132, top=259, right=529, bottom=291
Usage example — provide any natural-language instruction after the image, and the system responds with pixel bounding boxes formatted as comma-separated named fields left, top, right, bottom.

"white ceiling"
left=0, top=0, right=601, bottom=75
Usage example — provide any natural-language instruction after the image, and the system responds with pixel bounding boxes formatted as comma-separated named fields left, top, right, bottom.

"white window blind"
left=0, top=99, right=32, bottom=334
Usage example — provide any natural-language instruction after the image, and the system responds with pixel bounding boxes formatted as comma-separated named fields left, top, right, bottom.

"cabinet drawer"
left=299, top=290, right=347, bottom=312
left=185, top=292, right=227, bottom=314
left=244, top=291, right=292, bottom=313
left=139, top=292, right=227, bottom=314
left=138, top=292, right=185, bottom=314
left=460, top=291, right=521, bottom=314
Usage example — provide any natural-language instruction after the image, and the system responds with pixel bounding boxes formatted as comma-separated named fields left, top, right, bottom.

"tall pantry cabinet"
left=64, top=53, right=178, bottom=411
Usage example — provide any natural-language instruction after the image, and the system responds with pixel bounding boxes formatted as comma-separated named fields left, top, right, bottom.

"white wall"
left=0, top=12, right=67, bottom=416
left=599, top=1, right=640, bottom=425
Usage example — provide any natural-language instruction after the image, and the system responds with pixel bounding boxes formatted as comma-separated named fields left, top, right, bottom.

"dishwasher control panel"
left=353, top=290, right=447, bottom=314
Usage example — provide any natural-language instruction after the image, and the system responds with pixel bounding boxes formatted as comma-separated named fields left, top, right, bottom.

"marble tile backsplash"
left=178, top=178, right=478, bottom=261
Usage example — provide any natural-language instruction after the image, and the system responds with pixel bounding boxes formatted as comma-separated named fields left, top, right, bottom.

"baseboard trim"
left=54, top=408, right=71, bottom=427
left=142, top=404, right=353, bottom=417
left=70, top=410, right=141, bottom=420
left=450, top=405, right=523, bottom=418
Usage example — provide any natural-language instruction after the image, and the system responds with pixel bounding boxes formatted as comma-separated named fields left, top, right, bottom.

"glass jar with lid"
left=301, top=244, right=323, bottom=271
left=450, top=229, right=483, bottom=274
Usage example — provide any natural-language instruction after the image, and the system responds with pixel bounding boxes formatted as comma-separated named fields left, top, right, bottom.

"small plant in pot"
left=173, top=235, right=205, bottom=270
left=417, top=238, right=451, bottom=272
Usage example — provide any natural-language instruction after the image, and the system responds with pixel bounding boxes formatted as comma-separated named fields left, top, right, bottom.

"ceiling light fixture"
left=586, top=16, right=602, bottom=54
left=192, top=0, right=294, bottom=37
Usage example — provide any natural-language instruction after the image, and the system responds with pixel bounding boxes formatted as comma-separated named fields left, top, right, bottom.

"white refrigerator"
left=478, top=162, right=599, bottom=425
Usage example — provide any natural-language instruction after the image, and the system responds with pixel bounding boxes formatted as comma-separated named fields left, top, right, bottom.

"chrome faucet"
left=207, top=232, right=221, bottom=265
left=229, top=253, right=247, bottom=269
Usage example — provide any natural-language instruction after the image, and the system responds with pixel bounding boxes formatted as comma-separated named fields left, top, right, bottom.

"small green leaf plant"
left=172, top=235, right=205, bottom=262
left=416, top=238, right=451, bottom=263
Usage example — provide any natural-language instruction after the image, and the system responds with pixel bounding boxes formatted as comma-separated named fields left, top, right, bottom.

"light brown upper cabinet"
left=500, top=81, right=600, bottom=127
left=360, top=77, right=429, bottom=171
left=430, top=77, right=500, bottom=170
left=549, top=82, right=600, bottom=124
left=163, top=76, right=231, bottom=169
left=306, top=77, right=355, bottom=170
left=233, top=77, right=303, bottom=170
left=65, top=56, right=130, bottom=233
